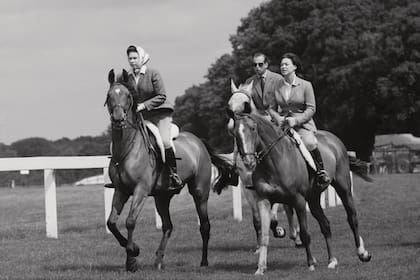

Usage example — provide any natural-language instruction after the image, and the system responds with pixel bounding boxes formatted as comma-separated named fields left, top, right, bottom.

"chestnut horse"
left=231, top=109, right=372, bottom=275
left=104, top=69, right=234, bottom=272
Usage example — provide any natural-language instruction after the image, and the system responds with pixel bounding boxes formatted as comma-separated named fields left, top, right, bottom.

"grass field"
left=0, top=174, right=419, bottom=280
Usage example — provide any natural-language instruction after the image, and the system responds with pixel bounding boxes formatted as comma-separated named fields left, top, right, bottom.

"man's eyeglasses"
left=253, top=62, right=265, bottom=67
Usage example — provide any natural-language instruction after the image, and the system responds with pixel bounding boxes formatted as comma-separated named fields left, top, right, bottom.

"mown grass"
left=0, top=174, right=419, bottom=279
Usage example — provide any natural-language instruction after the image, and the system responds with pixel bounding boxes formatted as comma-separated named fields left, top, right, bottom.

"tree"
left=173, top=0, right=420, bottom=159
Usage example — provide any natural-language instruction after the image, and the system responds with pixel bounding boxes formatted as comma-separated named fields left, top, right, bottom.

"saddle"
left=143, top=121, right=179, bottom=163
left=143, top=121, right=181, bottom=194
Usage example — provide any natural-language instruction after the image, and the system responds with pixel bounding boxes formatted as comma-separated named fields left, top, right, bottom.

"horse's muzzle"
left=243, top=155, right=257, bottom=172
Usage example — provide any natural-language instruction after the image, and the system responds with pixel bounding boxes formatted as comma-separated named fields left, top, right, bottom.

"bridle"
left=234, top=113, right=290, bottom=164
left=105, top=83, right=136, bottom=129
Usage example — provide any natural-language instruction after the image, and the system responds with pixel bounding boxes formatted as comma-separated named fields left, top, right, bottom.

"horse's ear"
left=243, top=101, right=252, bottom=114
left=231, top=79, right=238, bottom=93
left=108, top=69, right=115, bottom=84
left=122, top=69, right=129, bottom=83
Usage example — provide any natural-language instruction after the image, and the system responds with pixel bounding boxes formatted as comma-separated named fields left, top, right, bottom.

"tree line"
left=0, top=133, right=110, bottom=187
left=1, top=0, right=419, bottom=186
left=173, top=0, right=420, bottom=160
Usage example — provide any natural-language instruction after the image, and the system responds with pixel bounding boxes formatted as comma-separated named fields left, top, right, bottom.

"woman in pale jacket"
left=269, top=52, right=331, bottom=188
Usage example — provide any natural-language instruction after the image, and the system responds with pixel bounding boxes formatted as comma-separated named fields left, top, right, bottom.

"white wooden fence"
left=0, top=155, right=350, bottom=238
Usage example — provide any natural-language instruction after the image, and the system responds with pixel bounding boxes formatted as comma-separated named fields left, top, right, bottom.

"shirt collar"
left=284, top=75, right=298, bottom=86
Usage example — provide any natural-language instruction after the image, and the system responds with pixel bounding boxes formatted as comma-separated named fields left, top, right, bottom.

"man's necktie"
left=261, top=77, right=265, bottom=92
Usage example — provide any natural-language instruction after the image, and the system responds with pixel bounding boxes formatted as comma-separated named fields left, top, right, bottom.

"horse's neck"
left=111, top=115, right=145, bottom=163
left=258, top=133, right=300, bottom=176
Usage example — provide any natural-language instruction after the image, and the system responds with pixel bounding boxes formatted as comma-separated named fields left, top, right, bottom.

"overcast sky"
left=0, top=0, right=264, bottom=144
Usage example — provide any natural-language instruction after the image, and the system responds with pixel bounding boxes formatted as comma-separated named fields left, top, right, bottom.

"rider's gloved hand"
left=137, top=103, right=146, bottom=112
left=285, top=117, right=297, bottom=127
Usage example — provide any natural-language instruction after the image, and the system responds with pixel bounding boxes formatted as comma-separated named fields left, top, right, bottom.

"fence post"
left=232, top=180, right=243, bottom=221
left=103, top=168, right=114, bottom=233
left=327, top=185, right=336, bottom=207
left=44, top=169, right=58, bottom=239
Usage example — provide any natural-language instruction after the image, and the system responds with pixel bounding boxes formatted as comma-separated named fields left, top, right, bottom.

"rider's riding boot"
left=310, top=148, right=331, bottom=188
left=165, top=147, right=183, bottom=193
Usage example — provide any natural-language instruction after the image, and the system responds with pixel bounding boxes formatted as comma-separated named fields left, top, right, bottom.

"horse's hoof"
left=308, top=264, right=315, bottom=271
left=358, top=251, right=372, bottom=262
left=126, top=256, right=138, bottom=273
left=327, top=257, right=338, bottom=269
left=200, top=260, right=209, bottom=267
left=255, top=268, right=265, bottom=275
left=294, top=240, right=304, bottom=248
left=127, top=243, right=140, bottom=257
left=273, top=226, right=286, bottom=238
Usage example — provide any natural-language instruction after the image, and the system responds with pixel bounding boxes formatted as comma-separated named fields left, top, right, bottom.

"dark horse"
left=231, top=106, right=372, bottom=275
left=104, top=69, right=233, bottom=272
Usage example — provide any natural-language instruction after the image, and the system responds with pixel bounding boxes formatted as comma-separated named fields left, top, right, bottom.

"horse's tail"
left=349, top=155, right=373, bottom=182
left=202, top=140, right=237, bottom=194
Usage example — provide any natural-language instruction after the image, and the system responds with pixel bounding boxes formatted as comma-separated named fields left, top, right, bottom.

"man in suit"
left=245, top=53, right=284, bottom=115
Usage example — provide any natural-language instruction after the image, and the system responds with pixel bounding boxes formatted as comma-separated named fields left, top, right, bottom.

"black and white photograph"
left=0, top=0, right=419, bottom=279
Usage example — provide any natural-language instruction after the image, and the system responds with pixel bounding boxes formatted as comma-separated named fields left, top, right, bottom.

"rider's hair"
left=126, top=45, right=138, bottom=56
left=253, top=52, right=269, bottom=64
left=281, top=52, right=302, bottom=74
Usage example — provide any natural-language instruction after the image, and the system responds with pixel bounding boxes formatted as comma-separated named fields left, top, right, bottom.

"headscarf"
left=133, top=45, right=150, bottom=74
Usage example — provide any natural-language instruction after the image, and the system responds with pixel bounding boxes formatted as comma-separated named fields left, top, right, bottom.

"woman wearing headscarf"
left=126, top=45, right=182, bottom=192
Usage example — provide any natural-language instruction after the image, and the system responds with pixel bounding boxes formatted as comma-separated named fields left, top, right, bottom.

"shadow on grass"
left=43, top=264, right=123, bottom=273
left=212, top=259, right=297, bottom=273
left=173, top=243, right=294, bottom=253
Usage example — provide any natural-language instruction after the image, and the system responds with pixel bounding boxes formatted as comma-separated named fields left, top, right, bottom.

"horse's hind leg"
left=154, top=193, right=174, bottom=270
left=283, top=204, right=302, bottom=247
left=107, top=189, right=129, bottom=247
left=269, top=203, right=286, bottom=238
left=307, top=192, right=337, bottom=268
left=189, top=181, right=210, bottom=267
left=332, top=174, right=371, bottom=262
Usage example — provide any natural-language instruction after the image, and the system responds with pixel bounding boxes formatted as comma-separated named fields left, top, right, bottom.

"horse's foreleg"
left=332, top=178, right=371, bottom=262
left=190, top=188, right=211, bottom=267
left=153, top=193, right=174, bottom=270
left=107, top=189, right=129, bottom=247
left=255, top=198, right=271, bottom=275
left=307, top=193, right=337, bottom=268
left=125, top=187, right=148, bottom=272
left=283, top=204, right=303, bottom=247
left=243, top=187, right=261, bottom=253
left=294, top=195, right=316, bottom=271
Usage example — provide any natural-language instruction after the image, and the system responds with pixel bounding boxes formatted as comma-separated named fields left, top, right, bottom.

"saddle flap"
left=144, top=121, right=179, bottom=163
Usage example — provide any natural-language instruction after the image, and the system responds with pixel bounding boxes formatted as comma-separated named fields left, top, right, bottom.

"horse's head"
left=105, top=69, right=135, bottom=128
left=226, top=80, right=255, bottom=132
left=232, top=112, right=260, bottom=172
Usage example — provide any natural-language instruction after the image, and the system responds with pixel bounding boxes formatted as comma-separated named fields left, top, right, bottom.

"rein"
left=235, top=113, right=290, bottom=163
left=254, top=127, right=290, bottom=163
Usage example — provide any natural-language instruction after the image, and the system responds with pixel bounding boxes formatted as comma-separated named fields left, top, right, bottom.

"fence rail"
left=0, top=155, right=349, bottom=238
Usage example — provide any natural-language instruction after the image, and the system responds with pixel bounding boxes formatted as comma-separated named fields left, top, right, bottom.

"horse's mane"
left=248, top=113, right=282, bottom=141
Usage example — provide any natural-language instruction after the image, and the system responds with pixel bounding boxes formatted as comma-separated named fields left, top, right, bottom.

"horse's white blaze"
left=115, top=88, right=121, bottom=94
left=238, top=122, right=249, bottom=154
left=357, top=236, right=368, bottom=256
